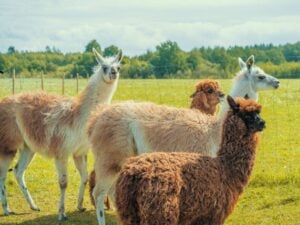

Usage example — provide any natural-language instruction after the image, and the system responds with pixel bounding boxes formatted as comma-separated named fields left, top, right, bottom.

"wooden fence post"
left=76, top=73, right=79, bottom=94
left=62, top=74, right=65, bottom=95
left=41, top=72, right=44, bottom=90
left=12, top=68, right=15, bottom=94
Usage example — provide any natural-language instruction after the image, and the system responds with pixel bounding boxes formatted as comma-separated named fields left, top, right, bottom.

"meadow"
left=0, top=78, right=299, bottom=225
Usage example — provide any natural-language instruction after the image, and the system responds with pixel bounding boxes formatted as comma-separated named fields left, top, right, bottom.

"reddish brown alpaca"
left=190, top=79, right=224, bottom=115
left=88, top=79, right=224, bottom=209
left=115, top=96, right=265, bottom=225
left=0, top=49, right=123, bottom=220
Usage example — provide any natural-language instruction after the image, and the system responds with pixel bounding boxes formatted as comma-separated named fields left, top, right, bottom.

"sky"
left=1, top=0, right=300, bottom=56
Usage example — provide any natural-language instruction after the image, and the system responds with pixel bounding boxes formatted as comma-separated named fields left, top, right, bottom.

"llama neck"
left=217, top=114, right=259, bottom=193
left=219, top=72, right=258, bottom=118
left=190, top=101, right=216, bottom=115
left=74, top=69, right=118, bottom=125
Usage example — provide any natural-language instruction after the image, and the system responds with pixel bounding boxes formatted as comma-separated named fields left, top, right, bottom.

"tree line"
left=1, top=39, right=300, bottom=79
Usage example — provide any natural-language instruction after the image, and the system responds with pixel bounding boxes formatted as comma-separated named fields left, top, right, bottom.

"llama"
left=0, top=48, right=123, bottom=220
left=190, top=79, right=224, bottom=115
left=88, top=79, right=224, bottom=209
left=116, top=96, right=265, bottom=225
left=88, top=55, right=279, bottom=225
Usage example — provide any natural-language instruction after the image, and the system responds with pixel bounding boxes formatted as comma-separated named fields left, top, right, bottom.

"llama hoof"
left=58, top=214, right=68, bottom=221
left=31, top=206, right=40, bottom=211
left=78, top=207, right=86, bottom=212
left=4, top=210, right=15, bottom=216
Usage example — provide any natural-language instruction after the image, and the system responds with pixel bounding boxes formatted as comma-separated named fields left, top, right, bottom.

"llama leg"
left=55, top=157, right=68, bottom=221
left=0, top=156, right=14, bottom=216
left=107, top=184, right=116, bottom=210
left=93, top=177, right=116, bottom=225
left=73, top=154, right=88, bottom=212
left=14, top=147, right=39, bottom=211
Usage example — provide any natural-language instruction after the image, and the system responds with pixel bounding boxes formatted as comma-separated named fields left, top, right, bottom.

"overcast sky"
left=1, top=0, right=300, bottom=56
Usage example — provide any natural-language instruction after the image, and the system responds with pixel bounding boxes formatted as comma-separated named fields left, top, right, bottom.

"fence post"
left=12, top=68, right=15, bottom=94
left=62, top=74, right=65, bottom=95
left=76, top=73, right=79, bottom=94
left=41, top=72, right=44, bottom=90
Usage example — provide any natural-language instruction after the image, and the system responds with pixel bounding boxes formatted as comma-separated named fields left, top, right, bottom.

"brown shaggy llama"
left=116, top=96, right=265, bottom=225
left=0, top=49, right=123, bottom=220
left=190, top=79, right=224, bottom=115
left=88, top=79, right=224, bottom=209
left=88, top=55, right=279, bottom=225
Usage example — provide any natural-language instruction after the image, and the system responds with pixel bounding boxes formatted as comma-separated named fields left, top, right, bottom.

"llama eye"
left=102, top=66, right=108, bottom=73
left=258, top=75, right=265, bottom=80
left=117, top=66, right=121, bottom=71
left=207, top=89, right=213, bottom=94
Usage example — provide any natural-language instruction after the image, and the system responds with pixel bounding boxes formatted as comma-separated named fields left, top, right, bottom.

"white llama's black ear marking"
left=227, top=95, right=239, bottom=113
left=246, top=55, right=255, bottom=71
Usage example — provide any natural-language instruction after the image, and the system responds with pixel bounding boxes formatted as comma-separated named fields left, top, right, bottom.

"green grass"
left=0, top=78, right=299, bottom=225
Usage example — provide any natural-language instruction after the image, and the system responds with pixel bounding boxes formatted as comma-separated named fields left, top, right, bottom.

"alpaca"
left=190, top=79, right=224, bottom=115
left=88, top=79, right=224, bottom=209
left=88, top=55, right=279, bottom=225
left=116, top=96, right=265, bottom=225
left=0, top=48, right=123, bottom=220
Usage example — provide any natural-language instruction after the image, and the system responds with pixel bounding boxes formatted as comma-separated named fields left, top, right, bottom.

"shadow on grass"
left=1, top=210, right=119, bottom=225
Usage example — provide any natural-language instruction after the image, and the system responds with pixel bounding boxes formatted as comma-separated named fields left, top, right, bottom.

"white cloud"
left=0, top=0, right=300, bottom=55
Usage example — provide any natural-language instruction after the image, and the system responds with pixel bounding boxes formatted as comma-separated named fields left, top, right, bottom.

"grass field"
left=0, top=78, right=299, bottom=225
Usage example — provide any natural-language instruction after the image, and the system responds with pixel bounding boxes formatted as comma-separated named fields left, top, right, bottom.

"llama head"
left=227, top=95, right=265, bottom=133
left=238, top=55, right=280, bottom=92
left=190, top=79, right=225, bottom=111
left=93, top=48, right=123, bottom=84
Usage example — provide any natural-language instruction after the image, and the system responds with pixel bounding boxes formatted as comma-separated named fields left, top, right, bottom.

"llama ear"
left=227, top=95, right=239, bottom=113
left=93, top=48, right=105, bottom=64
left=113, top=49, right=123, bottom=63
left=238, top=57, right=246, bottom=69
left=246, top=55, right=255, bottom=71
left=244, top=94, right=249, bottom=99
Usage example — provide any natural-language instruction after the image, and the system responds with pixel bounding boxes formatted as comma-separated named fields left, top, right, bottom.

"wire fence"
left=0, top=74, right=299, bottom=224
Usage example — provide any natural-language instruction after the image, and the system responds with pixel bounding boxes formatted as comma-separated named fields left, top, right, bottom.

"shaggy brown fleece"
left=190, top=79, right=224, bottom=115
left=115, top=96, right=264, bottom=225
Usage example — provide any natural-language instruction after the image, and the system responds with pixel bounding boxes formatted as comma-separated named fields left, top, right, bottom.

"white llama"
left=0, top=48, right=123, bottom=220
left=88, top=55, right=279, bottom=225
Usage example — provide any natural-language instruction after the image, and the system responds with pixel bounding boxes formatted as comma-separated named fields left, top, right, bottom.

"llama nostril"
left=219, top=92, right=225, bottom=98
left=259, top=120, right=265, bottom=128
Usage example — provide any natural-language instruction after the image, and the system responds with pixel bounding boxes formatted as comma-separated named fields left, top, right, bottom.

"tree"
left=7, top=46, right=16, bottom=54
left=103, top=45, right=119, bottom=57
left=85, top=39, right=101, bottom=53
left=151, top=41, right=187, bottom=77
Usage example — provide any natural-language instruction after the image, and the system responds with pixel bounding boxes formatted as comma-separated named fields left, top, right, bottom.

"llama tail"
left=88, top=170, right=111, bottom=209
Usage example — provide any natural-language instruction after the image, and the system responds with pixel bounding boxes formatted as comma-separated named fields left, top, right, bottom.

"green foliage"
left=85, top=39, right=101, bottom=53
left=103, top=45, right=119, bottom=57
left=0, top=40, right=300, bottom=79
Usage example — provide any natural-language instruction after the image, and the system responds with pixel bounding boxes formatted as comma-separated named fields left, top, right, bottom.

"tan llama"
left=0, top=48, right=123, bottom=221
left=88, top=79, right=225, bottom=209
